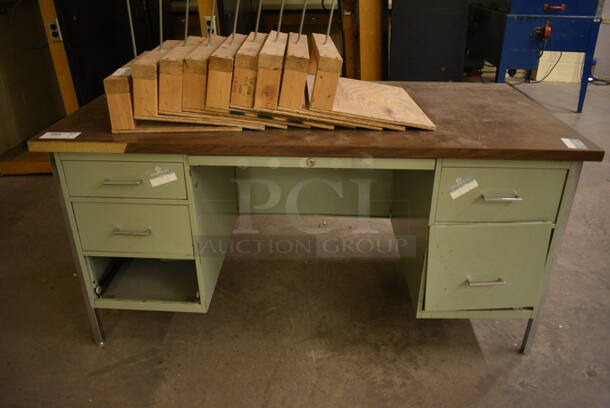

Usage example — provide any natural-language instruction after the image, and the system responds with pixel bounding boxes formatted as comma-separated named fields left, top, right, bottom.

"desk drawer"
left=436, top=167, right=566, bottom=222
left=63, top=160, right=187, bottom=199
left=509, top=0, right=598, bottom=16
left=73, top=202, right=193, bottom=255
left=425, top=223, right=552, bottom=312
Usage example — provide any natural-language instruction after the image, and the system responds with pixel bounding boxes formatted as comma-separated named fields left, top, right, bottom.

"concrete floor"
left=0, top=83, right=608, bottom=407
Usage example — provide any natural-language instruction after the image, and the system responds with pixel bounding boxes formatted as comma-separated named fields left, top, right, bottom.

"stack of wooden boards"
left=103, top=33, right=436, bottom=133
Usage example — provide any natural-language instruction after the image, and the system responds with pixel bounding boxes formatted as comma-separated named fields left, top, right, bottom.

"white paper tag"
left=39, top=132, right=81, bottom=140
left=150, top=172, right=178, bottom=187
left=450, top=179, right=479, bottom=200
left=561, top=138, right=588, bottom=150
left=112, top=67, right=132, bottom=76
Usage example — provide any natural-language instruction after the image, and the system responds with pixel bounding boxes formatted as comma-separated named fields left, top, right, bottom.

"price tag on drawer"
left=150, top=172, right=178, bottom=187
left=449, top=177, right=479, bottom=200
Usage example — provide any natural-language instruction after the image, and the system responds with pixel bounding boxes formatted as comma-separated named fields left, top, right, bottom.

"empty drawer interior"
left=87, top=257, right=199, bottom=303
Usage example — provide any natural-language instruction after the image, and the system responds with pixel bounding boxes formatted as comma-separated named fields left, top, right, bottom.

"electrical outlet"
left=203, top=16, right=217, bottom=37
left=46, top=18, right=63, bottom=42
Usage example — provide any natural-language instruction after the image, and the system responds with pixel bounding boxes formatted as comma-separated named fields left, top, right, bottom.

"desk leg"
left=520, top=318, right=537, bottom=354
left=520, top=162, right=582, bottom=354
left=495, top=59, right=507, bottom=83
left=51, top=155, right=105, bottom=346
left=577, top=51, right=594, bottom=113
left=577, top=22, right=601, bottom=113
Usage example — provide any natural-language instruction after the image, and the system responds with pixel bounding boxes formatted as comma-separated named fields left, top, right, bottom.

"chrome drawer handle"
left=467, top=278, right=506, bottom=287
left=112, top=228, right=151, bottom=236
left=102, top=179, right=143, bottom=186
left=481, top=191, right=523, bottom=202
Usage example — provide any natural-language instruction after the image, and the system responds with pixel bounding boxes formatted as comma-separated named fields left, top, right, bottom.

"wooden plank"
left=105, top=91, right=135, bottom=131
left=159, top=36, right=204, bottom=113
left=309, top=33, right=343, bottom=111
left=231, top=32, right=267, bottom=108
left=358, top=0, right=382, bottom=80
left=278, top=33, right=309, bottom=110
left=229, top=107, right=332, bottom=129
left=307, top=76, right=436, bottom=130
left=0, top=152, right=51, bottom=175
left=206, top=34, right=247, bottom=111
left=115, top=120, right=242, bottom=133
left=38, top=0, right=79, bottom=114
left=139, top=113, right=261, bottom=130
left=183, top=35, right=226, bottom=111
left=274, top=106, right=384, bottom=130
left=276, top=105, right=386, bottom=130
left=253, top=31, right=288, bottom=110
left=302, top=82, right=404, bottom=130
left=103, top=54, right=145, bottom=132
left=238, top=104, right=360, bottom=130
left=131, top=40, right=180, bottom=117
left=169, top=109, right=287, bottom=129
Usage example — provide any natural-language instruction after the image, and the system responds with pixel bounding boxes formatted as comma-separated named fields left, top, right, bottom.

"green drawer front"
left=436, top=167, right=566, bottom=222
left=426, top=223, right=552, bottom=312
left=63, top=160, right=187, bottom=199
left=73, top=202, right=193, bottom=255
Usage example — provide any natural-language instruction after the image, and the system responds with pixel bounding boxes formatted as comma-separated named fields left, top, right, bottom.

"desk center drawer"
left=73, top=202, right=193, bottom=255
left=436, top=167, right=566, bottom=223
left=63, top=160, right=187, bottom=199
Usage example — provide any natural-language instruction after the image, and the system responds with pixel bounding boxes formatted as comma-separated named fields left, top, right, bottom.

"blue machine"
left=469, top=0, right=603, bottom=112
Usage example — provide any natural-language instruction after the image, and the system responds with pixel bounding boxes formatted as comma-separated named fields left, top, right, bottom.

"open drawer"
left=425, top=222, right=553, bottom=312
left=86, top=257, right=203, bottom=313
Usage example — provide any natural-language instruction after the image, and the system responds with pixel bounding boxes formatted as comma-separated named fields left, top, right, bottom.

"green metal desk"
left=29, top=82, right=605, bottom=354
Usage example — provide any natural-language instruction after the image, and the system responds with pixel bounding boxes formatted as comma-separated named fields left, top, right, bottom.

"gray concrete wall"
left=0, top=0, right=65, bottom=155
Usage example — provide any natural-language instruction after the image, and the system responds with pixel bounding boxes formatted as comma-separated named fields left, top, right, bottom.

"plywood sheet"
left=114, top=120, right=242, bottom=133
left=134, top=114, right=250, bottom=130
left=163, top=109, right=287, bottom=129
left=307, top=76, right=436, bottom=130
left=136, top=113, right=263, bottom=130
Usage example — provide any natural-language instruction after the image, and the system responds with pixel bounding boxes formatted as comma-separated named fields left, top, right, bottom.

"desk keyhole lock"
left=306, top=158, right=316, bottom=167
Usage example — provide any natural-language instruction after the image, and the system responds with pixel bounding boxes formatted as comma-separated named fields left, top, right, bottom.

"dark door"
left=389, top=0, right=468, bottom=81
left=55, top=0, right=162, bottom=105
